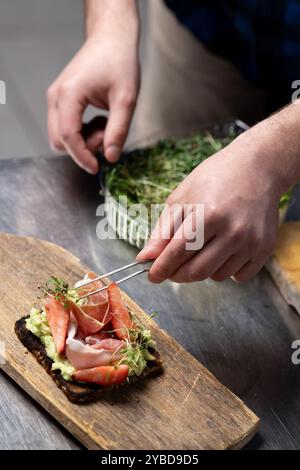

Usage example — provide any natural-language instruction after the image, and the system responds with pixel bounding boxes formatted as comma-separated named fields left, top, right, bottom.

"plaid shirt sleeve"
left=164, top=0, right=300, bottom=112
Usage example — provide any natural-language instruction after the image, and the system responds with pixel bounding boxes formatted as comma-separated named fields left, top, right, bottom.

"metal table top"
left=0, top=154, right=300, bottom=450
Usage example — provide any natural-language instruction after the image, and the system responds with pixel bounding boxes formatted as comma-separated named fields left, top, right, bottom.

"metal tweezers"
left=76, top=261, right=152, bottom=300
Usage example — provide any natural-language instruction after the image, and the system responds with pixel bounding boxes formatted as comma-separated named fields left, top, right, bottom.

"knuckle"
left=58, top=80, right=76, bottom=98
left=250, top=229, right=262, bottom=246
left=152, top=263, right=171, bottom=281
left=118, top=90, right=137, bottom=109
left=232, top=222, right=246, bottom=237
left=60, top=127, right=73, bottom=143
left=230, top=223, right=245, bottom=242
left=205, top=204, right=224, bottom=228
left=204, top=204, right=217, bottom=223
left=187, top=266, right=208, bottom=282
left=166, top=191, right=182, bottom=208
left=166, top=194, right=175, bottom=206
left=168, top=243, right=186, bottom=259
left=111, top=125, right=127, bottom=143
left=50, top=138, right=63, bottom=152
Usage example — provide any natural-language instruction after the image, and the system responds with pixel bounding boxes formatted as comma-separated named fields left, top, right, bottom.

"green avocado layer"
left=26, top=307, right=75, bottom=381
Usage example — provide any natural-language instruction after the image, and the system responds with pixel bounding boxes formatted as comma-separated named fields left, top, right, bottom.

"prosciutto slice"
left=85, top=331, right=112, bottom=345
left=68, top=299, right=104, bottom=337
left=76, top=272, right=111, bottom=325
left=65, top=316, right=125, bottom=370
left=91, top=338, right=125, bottom=351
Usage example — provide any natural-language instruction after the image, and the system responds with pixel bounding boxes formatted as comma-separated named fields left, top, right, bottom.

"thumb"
left=136, top=204, right=183, bottom=262
left=103, top=94, right=135, bottom=162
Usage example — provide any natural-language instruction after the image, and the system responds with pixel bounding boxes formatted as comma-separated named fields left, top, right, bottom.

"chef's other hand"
left=47, top=0, right=140, bottom=174
left=136, top=118, right=295, bottom=283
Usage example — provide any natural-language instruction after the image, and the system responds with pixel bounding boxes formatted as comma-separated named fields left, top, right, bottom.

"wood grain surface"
left=0, top=232, right=259, bottom=450
left=267, top=222, right=300, bottom=314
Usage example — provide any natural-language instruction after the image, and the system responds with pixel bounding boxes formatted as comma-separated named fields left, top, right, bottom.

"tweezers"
left=76, top=261, right=151, bottom=300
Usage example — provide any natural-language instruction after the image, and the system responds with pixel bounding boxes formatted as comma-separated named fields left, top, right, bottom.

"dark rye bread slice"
left=15, top=316, right=163, bottom=404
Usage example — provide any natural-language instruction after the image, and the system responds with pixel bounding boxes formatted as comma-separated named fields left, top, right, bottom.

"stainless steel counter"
left=0, top=155, right=300, bottom=450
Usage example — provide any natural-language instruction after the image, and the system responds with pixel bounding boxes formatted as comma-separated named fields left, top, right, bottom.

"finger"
left=210, top=253, right=251, bottom=282
left=81, top=116, right=107, bottom=141
left=86, top=130, right=104, bottom=154
left=147, top=209, right=215, bottom=283
left=47, top=88, right=65, bottom=152
left=82, top=116, right=107, bottom=154
left=169, top=236, right=236, bottom=283
left=233, top=258, right=265, bottom=283
left=103, top=93, right=136, bottom=163
left=58, top=89, right=99, bottom=174
left=136, top=203, right=183, bottom=262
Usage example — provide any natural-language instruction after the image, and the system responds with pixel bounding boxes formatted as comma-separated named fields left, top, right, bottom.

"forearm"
left=85, top=0, right=139, bottom=39
left=232, top=103, right=300, bottom=194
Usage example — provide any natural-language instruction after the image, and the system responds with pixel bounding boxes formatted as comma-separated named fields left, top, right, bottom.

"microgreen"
left=105, top=132, right=292, bottom=213
left=116, top=312, right=156, bottom=377
left=105, top=133, right=233, bottom=211
left=41, top=276, right=70, bottom=308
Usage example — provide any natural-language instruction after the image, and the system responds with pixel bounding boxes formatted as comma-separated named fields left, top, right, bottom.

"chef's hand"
left=137, top=125, right=291, bottom=283
left=47, top=0, right=140, bottom=174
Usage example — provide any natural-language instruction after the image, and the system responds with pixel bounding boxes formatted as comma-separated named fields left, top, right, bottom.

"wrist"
left=85, top=0, right=139, bottom=40
left=232, top=105, right=300, bottom=195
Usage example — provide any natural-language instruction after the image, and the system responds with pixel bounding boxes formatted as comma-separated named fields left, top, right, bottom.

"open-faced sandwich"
left=15, top=272, right=162, bottom=403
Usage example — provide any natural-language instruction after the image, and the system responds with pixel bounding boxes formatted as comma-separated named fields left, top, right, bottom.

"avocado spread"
left=120, top=323, right=157, bottom=377
left=26, top=307, right=75, bottom=380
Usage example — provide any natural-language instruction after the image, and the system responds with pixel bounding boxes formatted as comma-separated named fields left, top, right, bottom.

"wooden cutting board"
left=0, top=232, right=258, bottom=450
left=267, top=221, right=300, bottom=314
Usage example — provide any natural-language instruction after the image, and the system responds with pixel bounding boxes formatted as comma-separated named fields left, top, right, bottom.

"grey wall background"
left=0, top=0, right=147, bottom=159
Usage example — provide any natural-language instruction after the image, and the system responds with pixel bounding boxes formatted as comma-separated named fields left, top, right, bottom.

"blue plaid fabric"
left=164, top=0, right=300, bottom=111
